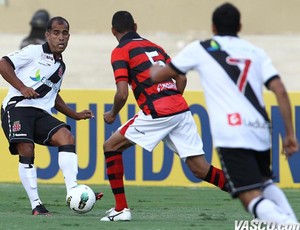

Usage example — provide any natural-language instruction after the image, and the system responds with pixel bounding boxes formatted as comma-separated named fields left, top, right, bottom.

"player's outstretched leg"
left=100, top=151, right=131, bottom=221
left=58, top=145, right=78, bottom=193
left=247, top=195, right=298, bottom=224
left=186, top=155, right=229, bottom=192
left=262, top=179, right=298, bottom=222
left=19, top=156, right=50, bottom=216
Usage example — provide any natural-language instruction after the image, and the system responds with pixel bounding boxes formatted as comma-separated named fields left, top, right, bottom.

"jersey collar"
left=42, top=42, right=63, bottom=62
left=119, top=31, right=141, bottom=43
left=216, top=33, right=238, bottom=37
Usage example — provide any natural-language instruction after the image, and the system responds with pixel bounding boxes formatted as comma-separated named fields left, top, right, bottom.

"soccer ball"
left=66, top=184, right=96, bottom=214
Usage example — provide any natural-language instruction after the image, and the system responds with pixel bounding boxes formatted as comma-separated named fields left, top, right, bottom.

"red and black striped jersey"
left=111, top=32, right=189, bottom=118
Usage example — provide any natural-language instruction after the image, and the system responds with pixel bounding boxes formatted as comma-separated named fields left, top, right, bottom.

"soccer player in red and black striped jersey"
left=101, top=11, right=228, bottom=221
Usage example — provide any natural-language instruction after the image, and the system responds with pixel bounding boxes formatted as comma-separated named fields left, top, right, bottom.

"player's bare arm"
left=54, top=94, right=94, bottom=120
left=268, top=77, right=299, bottom=156
left=0, top=58, right=39, bottom=98
left=174, top=74, right=187, bottom=95
left=150, top=64, right=176, bottom=83
left=150, top=64, right=186, bottom=94
left=104, top=81, right=128, bottom=124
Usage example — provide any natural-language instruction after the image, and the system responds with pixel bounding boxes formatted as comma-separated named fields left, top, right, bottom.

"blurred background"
left=0, top=0, right=300, bottom=90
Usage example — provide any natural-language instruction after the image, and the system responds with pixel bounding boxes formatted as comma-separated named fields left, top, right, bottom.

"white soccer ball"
left=66, top=184, right=96, bottom=214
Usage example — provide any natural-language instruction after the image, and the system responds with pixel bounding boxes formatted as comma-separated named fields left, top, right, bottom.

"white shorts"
left=119, top=110, right=205, bottom=160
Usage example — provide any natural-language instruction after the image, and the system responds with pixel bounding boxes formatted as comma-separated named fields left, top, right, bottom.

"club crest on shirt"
left=12, top=121, right=21, bottom=132
left=58, top=66, right=64, bottom=78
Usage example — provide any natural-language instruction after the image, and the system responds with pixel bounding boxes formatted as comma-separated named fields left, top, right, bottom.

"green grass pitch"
left=0, top=183, right=299, bottom=230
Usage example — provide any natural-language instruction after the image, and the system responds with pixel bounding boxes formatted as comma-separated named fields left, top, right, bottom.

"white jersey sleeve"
left=256, top=47, right=278, bottom=84
left=6, top=45, right=38, bottom=70
left=171, top=41, right=201, bottom=74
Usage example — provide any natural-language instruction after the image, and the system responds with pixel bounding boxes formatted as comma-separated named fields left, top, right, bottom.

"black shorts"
left=1, top=106, right=70, bottom=155
left=217, top=147, right=273, bottom=198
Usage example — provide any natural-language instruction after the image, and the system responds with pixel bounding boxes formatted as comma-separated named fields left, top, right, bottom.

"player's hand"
left=282, top=135, right=299, bottom=157
left=103, top=111, right=116, bottom=124
left=20, top=86, right=40, bottom=99
left=77, top=110, right=95, bottom=120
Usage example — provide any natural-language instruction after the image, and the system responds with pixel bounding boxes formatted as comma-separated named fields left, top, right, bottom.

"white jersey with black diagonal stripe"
left=170, top=35, right=278, bottom=151
left=2, top=43, right=65, bottom=114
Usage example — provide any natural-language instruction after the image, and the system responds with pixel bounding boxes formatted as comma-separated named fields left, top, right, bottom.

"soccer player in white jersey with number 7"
left=151, top=3, right=299, bottom=225
left=0, top=16, right=98, bottom=216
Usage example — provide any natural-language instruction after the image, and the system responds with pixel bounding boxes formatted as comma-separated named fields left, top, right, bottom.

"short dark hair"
left=212, top=3, right=240, bottom=35
left=112, top=11, right=135, bottom=33
left=46, top=16, right=69, bottom=32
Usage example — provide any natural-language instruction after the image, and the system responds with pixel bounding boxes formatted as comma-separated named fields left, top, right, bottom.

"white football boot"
left=100, top=208, right=131, bottom=221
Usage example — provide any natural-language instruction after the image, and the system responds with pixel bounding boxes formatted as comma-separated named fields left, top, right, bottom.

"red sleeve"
left=111, top=47, right=129, bottom=83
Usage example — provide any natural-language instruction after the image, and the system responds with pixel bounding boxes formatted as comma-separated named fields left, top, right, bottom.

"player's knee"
left=15, top=143, right=34, bottom=157
left=59, top=132, right=75, bottom=145
left=103, top=140, right=111, bottom=152
left=64, top=132, right=75, bottom=144
left=51, top=128, right=75, bottom=145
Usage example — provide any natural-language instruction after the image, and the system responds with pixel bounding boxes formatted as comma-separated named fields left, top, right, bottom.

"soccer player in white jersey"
left=151, top=3, right=299, bottom=225
left=0, top=17, right=96, bottom=215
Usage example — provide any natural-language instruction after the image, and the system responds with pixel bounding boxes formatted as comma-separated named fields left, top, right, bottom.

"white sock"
left=18, top=163, right=42, bottom=209
left=248, top=196, right=298, bottom=224
left=263, top=179, right=298, bottom=222
left=58, top=151, right=78, bottom=192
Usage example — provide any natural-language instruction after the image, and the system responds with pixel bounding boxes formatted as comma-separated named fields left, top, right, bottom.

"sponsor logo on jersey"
left=134, top=128, right=145, bottom=135
left=12, top=121, right=21, bottom=132
left=41, top=77, right=60, bottom=93
left=244, top=118, right=269, bottom=129
left=14, top=133, right=27, bottom=137
left=42, top=53, right=54, bottom=61
left=157, top=82, right=177, bottom=92
left=228, top=113, right=242, bottom=126
left=228, top=113, right=269, bottom=129
left=39, top=54, right=54, bottom=66
left=30, top=69, right=41, bottom=81
left=38, top=61, right=51, bottom=66
left=207, top=40, right=220, bottom=52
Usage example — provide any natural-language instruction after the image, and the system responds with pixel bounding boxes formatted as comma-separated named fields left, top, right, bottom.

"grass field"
left=0, top=183, right=299, bottom=230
